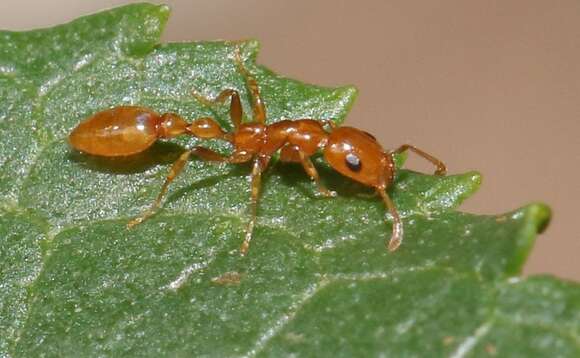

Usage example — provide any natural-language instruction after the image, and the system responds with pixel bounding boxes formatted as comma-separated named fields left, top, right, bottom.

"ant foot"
left=233, top=45, right=243, bottom=62
left=387, top=237, right=402, bottom=252
left=240, top=241, right=250, bottom=256
left=126, top=218, right=143, bottom=229
left=317, top=189, right=337, bottom=198
left=435, top=166, right=447, bottom=176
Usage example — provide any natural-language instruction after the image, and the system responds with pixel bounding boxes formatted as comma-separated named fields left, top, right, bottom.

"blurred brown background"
left=2, top=1, right=578, bottom=280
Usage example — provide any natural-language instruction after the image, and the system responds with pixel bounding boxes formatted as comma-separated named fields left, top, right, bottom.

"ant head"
left=323, top=127, right=391, bottom=188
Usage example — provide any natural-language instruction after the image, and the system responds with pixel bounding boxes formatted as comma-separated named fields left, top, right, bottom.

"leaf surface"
left=0, top=4, right=577, bottom=357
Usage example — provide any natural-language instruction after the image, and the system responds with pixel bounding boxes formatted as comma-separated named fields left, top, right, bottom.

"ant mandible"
left=68, top=47, right=447, bottom=255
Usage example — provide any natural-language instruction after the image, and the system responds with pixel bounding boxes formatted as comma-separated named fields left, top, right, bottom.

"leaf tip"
left=341, top=84, right=359, bottom=99
left=157, top=4, right=171, bottom=16
left=465, top=170, right=482, bottom=189
left=342, top=85, right=359, bottom=107
left=525, top=202, right=552, bottom=234
left=155, top=4, right=171, bottom=27
left=331, top=85, right=358, bottom=125
left=504, top=202, right=552, bottom=275
left=235, top=39, right=261, bottom=62
left=445, top=170, right=482, bottom=207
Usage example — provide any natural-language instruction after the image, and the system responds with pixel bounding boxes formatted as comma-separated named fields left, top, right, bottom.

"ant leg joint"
left=322, top=120, right=337, bottom=130
left=393, top=144, right=447, bottom=176
left=295, top=150, right=336, bottom=198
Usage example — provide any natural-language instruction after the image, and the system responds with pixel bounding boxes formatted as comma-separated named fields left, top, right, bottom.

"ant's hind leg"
left=234, top=47, right=267, bottom=124
left=390, top=144, right=447, bottom=176
left=127, top=147, right=252, bottom=229
left=192, top=89, right=243, bottom=129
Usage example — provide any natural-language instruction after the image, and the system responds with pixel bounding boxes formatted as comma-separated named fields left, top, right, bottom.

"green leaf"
left=0, top=3, right=577, bottom=357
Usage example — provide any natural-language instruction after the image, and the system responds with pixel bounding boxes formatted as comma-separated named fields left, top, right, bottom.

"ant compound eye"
left=345, top=152, right=362, bottom=172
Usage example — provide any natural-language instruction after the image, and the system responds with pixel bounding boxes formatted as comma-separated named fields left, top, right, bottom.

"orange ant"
left=69, top=48, right=447, bottom=255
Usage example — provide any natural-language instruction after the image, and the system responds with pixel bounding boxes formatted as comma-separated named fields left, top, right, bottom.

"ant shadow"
left=164, top=164, right=250, bottom=206
left=68, top=140, right=251, bottom=205
left=275, top=157, right=413, bottom=202
left=67, top=142, right=186, bottom=175
left=68, top=143, right=414, bottom=210
left=163, top=158, right=378, bottom=210
left=274, top=158, right=375, bottom=201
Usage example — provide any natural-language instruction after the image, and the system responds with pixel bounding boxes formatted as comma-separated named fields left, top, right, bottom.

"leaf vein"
left=449, top=321, right=493, bottom=358
left=242, top=280, right=330, bottom=358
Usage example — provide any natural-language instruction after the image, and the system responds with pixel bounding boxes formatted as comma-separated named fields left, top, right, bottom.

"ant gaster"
left=69, top=48, right=447, bottom=255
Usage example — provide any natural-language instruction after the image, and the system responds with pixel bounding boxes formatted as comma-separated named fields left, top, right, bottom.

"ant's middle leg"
left=240, top=155, right=271, bottom=256
left=127, top=147, right=252, bottom=229
left=390, top=144, right=447, bottom=176
left=280, top=145, right=336, bottom=197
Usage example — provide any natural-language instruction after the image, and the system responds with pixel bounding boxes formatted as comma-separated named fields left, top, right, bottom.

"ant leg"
left=192, top=89, right=243, bottom=129
left=390, top=144, right=447, bottom=175
left=219, top=90, right=242, bottom=129
left=377, top=188, right=403, bottom=251
left=240, top=155, right=271, bottom=256
left=127, top=149, right=193, bottom=228
left=280, top=146, right=336, bottom=197
left=234, top=47, right=267, bottom=124
left=127, top=147, right=252, bottom=228
left=299, top=154, right=336, bottom=197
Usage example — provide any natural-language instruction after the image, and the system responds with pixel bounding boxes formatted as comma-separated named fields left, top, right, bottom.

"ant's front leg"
left=127, top=147, right=252, bottom=229
left=280, top=145, right=336, bottom=198
left=377, top=188, right=403, bottom=252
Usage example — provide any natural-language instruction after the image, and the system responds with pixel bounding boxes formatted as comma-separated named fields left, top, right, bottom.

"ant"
left=69, top=48, right=447, bottom=255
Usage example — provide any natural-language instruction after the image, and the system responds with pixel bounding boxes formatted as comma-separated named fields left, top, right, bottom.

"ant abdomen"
left=69, top=106, right=162, bottom=156
left=69, top=106, right=226, bottom=157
